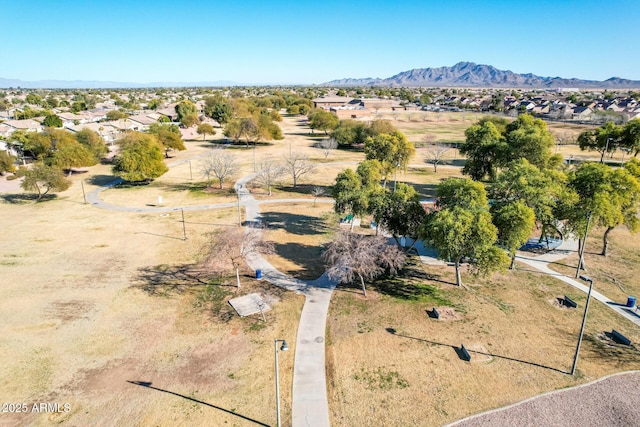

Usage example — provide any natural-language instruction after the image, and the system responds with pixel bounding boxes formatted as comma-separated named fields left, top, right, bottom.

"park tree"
left=0, top=151, right=17, bottom=174
left=43, top=114, right=63, bottom=128
left=180, top=113, right=200, bottom=128
left=424, top=178, right=508, bottom=286
left=21, top=162, right=71, bottom=200
left=578, top=121, right=622, bottom=163
left=567, top=162, right=640, bottom=256
left=503, top=114, right=558, bottom=169
left=308, top=108, right=339, bottom=134
left=622, top=119, right=640, bottom=156
left=200, top=148, right=239, bottom=189
left=239, top=117, right=260, bottom=146
left=322, top=230, right=406, bottom=297
left=318, top=138, right=338, bottom=161
left=112, top=132, right=168, bottom=182
left=374, top=183, right=427, bottom=251
left=364, top=131, right=415, bottom=187
left=197, top=123, right=216, bottom=141
left=257, top=112, right=283, bottom=140
left=148, top=123, right=186, bottom=158
left=75, top=128, right=108, bottom=159
left=331, top=119, right=368, bottom=147
left=489, top=159, right=566, bottom=239
left=424, top=140, right=452, bottom=173
left=204, top=227, right=274, bottom=288
left=51, top=138, right=98, bottom=174
left=460, top=118, right=506, bottom=181
left=332, top=168, right=369, bottom=231
left=284, top=151, right=315, bottom=188
left=491, top=200, right=536, bottom=269
left=255, top=159, right=285, bottom=196
left=223, top=119, right=242, bottom=143
left=175, top=100, right=197, bottom=122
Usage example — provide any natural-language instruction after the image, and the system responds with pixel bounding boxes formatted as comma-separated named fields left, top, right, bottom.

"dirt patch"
left=435, top=306, right=462, bottom=321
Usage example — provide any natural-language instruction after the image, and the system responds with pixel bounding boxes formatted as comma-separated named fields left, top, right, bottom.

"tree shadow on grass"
left=402, top=181, right=439, bottom=199
left=271, top=241, right=326, bottom=280
left=86, top=175, right=121, bottom=186
left=262, top=211, right=328, bottom=235
left=370, top=257, right=457, bottom=301
left=385, top=328, right=567, bottom=373
left=0, top=193, right=56, bottom=204
left=127, top=381, right=269, bottom=426
left=134, top=263, right=231, bottom=296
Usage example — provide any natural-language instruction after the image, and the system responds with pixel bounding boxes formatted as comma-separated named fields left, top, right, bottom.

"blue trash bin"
left=626, top=296, right=636, bottom=308
left=256, top=269, right=262, bottom=280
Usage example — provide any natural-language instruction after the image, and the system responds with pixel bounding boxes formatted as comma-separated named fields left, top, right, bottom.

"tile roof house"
left=3, top=119, right=43, bottom=133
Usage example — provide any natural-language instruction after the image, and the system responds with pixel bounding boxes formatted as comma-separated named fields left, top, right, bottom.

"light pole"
left=393, top=161, right=400, bottom=193
left=274, top=339, right=289, bottom=427
left=621, top=147, right=631, bottom=166
left=601, top=138, right=612, bottom=164
left=571, top=275, right=594, bottom=376
left=575, top=212, right=591, bottom=278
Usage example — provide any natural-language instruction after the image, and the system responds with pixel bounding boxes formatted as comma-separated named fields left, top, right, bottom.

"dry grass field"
left=326, top=257, right=640, bottom=427
left=0, top=111, right=636, bottom=427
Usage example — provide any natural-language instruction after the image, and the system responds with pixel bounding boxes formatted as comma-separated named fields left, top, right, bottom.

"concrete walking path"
left=515, top=239, right=640, bottom=327
left=235, top=175, right=335, bottom=427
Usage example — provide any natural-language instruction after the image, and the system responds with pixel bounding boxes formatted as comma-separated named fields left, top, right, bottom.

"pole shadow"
left=134, top=232, right=185, bottom=241
left=385, top=328, right=567, bottom=374
left=127, top=381, right=270, bottom=426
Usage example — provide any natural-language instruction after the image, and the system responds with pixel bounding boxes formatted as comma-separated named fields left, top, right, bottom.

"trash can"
left=256, top=269, right=262, bottom=280
left=626, top=296, right=636, bottom=308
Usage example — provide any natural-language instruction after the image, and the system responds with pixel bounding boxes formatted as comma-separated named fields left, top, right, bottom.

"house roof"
left=128, top=114, right=157, bottom=126
left=3, top=119, right=41, bottom=130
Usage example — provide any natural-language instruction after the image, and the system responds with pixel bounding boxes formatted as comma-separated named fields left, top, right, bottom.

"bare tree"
left=311, top=186, right=326, bottom=206
left=318, top=138, right=338, bottom=161
left=201, top=149, right=239, bottom=189
left=424, top=138, right=452, bottom=173
left=284, top=152, right=315, bottom=188
left=255, top=159, right=285, bottom=196
left=203, top=227, right=274, bottom=288
left=322, top=231, right=406, bottom=297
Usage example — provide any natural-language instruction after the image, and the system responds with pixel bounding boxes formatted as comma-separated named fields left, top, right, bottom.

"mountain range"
left=322, top=62, right=640, bottom=89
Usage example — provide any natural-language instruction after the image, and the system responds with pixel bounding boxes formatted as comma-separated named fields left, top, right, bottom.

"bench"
left=431, top=307, right=440, bottom=319
left=460, top=344, right=471, bottom=362
left=563, top=295, right=577, bottom=309
left=611, top=329, right=632, bottom=346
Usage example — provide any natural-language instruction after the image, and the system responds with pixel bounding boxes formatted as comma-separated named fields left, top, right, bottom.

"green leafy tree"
left=424, top=178, right=508, bottom=286
left=460, top=119, right=505, bottom=180
left=308, top=109, right=339, bottom=135
left=622, top=119, right=640, bottom=156
left=491, top=200, right=536, bottom=269
left=51, top=138, right=98, bottom=174
left=21, top=162, right=71, bottom=200
left=567, top=162, right=640, bottom=255
left=112, top=132, right=168, bottom=182
left=175, top=100, right=197, bottom=123
left=331, top=119, right=368, bottom=147
left=197, top=123, right=216, bottom=141
left=148, top=123, right=186, bottom=158
left=364, top=131, right=415, bottom=186
left=374, top=183, right=427, bottom=251
left=75, top=128, right=108, bottom=159
left=223, top=119, right=242, bottom=143
left=0, top=151, right=17, bottom=173
left=504, top=114, right=557, bottom=169
left=577, top=121, right=622, bottom=163
left=43, top=114, right=63, bottom=128
left=239, top=117, right=260, bottom=146
left=490, top=159, right=566, bottom=239
left=106, top=110, right=128, bottom=121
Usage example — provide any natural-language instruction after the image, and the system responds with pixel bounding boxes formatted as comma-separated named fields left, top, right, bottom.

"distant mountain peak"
left=322, top=63, right=640, bottom=88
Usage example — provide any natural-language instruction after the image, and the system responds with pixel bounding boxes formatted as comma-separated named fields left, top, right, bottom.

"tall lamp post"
left=575, top=212, right=592, bottom=278
left=274, top=339, right=289, bottom=427
left=571, top=275, right=594, bottom=375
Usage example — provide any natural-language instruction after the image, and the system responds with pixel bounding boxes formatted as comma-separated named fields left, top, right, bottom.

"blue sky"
left=2, top=0, right=638, bottom=84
